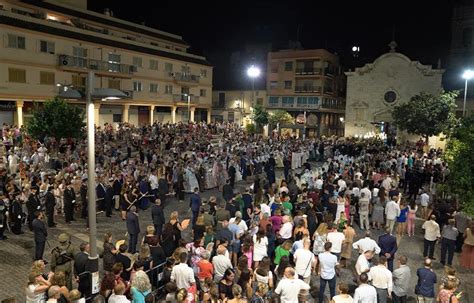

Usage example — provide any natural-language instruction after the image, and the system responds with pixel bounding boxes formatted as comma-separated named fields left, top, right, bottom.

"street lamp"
left=58, top=71, right=126, bottom=297
left=247, top=65, right=261, bottom=113
left=183, top=93, right=192, bottom=122
left=462, top=69, right=474, bottom=117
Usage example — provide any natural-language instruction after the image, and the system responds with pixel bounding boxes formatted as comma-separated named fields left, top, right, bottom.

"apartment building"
left=211, top=89, right=266, bottom=125
left=0, top=0, right=212, bottom=127
left=266, top=49, right=346, bottom=137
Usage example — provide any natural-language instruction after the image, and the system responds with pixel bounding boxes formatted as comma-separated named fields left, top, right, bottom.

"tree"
left=444, top=118, right=474, bottom=216
left=392, top=91, right=459, bottom=143
left=251, top=104, right=269, bottom=132
left=268, top=110, right=294, bottom=126
left=27, top=97, right=85, bottom=142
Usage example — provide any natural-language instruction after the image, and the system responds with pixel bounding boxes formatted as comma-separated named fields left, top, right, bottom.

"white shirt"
left=327, top=231, right=346, bottom=254
left=212, top=254, right=233, bottom=279
left=170, top=262, right=195, bottom=289
left=318, top=252, right=337, bottom=280
left=337, top=179, right=347, bottom=190
left=279, top=222, right=293, bottom=239
left=422, top=220, right=441, bottom=241
left=274, top=277, right=310, bottom=303
left=294, top=249, right=315, bottom=278
left=355, top=254, right=370, bottom=275
left=229, top=217, right=248, bottom=232
left=149, top=174, right=158, bottom=190
left=368, top=265, right=393, bottom=294
left=108, top=294, right=131, bottom=303
left=260, top=203, right=271, bottom=217
left=315, top=179, right=324, bottom=190
left=420, top=193, right=430, bottom=207
left=352, top=187, right=360, bottom=197
left=381, top=178, right=392, bottom=191
left=352, top=237, right=381, bottom=254
left=385, top=200, right=400, bottom=220
left=360, top=187, right=372, bottom=201
left=353, top=284, right=377, bottom=303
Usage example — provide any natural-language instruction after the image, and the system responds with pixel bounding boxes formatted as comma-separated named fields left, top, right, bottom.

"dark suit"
left=32, top=218, right=47, bottom=260
left=96, top=183, right=106, bottom=211
left=105, top=185, right=114, bottom=217
left=222, top=184, right=234, bottom=202
left=189, top=193, right=201, bottom=228
left=157, top=178, right=169, bottom=204
left=10, top=199, right=23, bottom=234
left=64, top=187, right=76, bottom=223
left=74, top=251, right=91, bottom=297
left=228, top=165, right=236, bottom=188
left=379, top=233, right=398, bottom=271
left=26, top=194, right=40, bottom=230
left=126, top=211, right=140, bottom=253
left=44, top=191, right=56, bottom=227
left=151, top=204, right=165, bottom=236
left=80, top=184, right=88, bottom=219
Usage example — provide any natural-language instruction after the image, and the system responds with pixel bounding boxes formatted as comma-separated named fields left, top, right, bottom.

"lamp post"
left=462, top=69, right=474, bottom=117
left=247, top=65, right=261, bottom=112
left=58, top=71, right=126, bottom=297
left=183, top=93, right=192, bottom=122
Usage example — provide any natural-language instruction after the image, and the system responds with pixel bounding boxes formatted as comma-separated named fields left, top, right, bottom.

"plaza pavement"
left=0, top=167, right=472, bottom=302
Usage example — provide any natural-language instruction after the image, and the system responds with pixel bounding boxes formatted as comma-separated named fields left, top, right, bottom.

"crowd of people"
left=0, top=121, right=472, bottom=303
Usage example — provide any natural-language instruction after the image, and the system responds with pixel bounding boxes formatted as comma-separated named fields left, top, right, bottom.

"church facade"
left=344, top=42, right=444, bottom=142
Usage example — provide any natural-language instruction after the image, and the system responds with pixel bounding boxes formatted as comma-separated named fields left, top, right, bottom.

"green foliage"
left=392, top=91, right=459, bottom=140
left=26, top=97, right=85, bottom=142
left=444, top=117, right=474, bottom=216
left=268, top=110, right=294, bottom=125
left=251, top=104, right=269, bottom=133
left=245, top=123, right=256, bottom=134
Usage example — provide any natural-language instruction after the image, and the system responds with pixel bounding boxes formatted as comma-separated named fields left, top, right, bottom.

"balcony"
left=324, top=67, right=335, bottom=77
left=173, top=94, right=200, bottom=103
left=58, top=55, right=136, bottom=77
left=294, top=86, right=322, bottom=93
left=170, top=72, right=200, bottom=84
left=295, top=68, right=322, bottom=75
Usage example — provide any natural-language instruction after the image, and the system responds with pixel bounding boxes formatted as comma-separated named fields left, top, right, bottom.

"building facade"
left=266, top=49, right=346, bottom=137
left=211, top=90, right=266, bottom=125
left=344, top=42, right=444, bottom=142
left=0, top=0, right=213, bottom=127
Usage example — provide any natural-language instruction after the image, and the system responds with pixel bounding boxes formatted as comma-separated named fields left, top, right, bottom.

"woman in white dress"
left=335, top=193, right=346, bottom=223
left=253, top=228, right=268, bottom=269
left=25, top=272, right=51, bottom=303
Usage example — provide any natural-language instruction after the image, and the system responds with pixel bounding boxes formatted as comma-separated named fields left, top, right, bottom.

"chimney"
left=104, top=8, right=110, bottom=16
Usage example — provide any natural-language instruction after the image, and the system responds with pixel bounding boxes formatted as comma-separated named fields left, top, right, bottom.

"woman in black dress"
left=219, top=268, right=235, bottom=300
left=102, top=232, right=117, bottom=272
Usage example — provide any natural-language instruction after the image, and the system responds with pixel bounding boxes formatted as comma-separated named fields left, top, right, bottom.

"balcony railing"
left=173, top=94, right=200, bottom=102
left=294, top=86, right=322, bottom=93
left=267, top=102, right=280, bottom=107
left=295, top=68, right=322, bottom=75
left=170, top=72, right=200, bottom=83
left=324, top=67, right=335, bottom=76
left=58, top=55, right=136, bottom=75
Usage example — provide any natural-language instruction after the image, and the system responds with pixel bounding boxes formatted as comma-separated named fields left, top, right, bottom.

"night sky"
left=89, top=0, right=457, bottom=89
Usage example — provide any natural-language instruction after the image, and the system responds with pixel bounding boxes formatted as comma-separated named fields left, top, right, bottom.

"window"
left=282, top=97, right=294, bottom=105
left=113, top=114, right=122, bottom=123
left=181, top=65, right=190, bottom=73
left=200, top=69, right=207, bottom=78
left=228, top=111, right=235, bottom=122
left=133, top=81, right=142, bottom=92
left=8, top=68, right=26, bottom=83
left=165, top=85, right=173, bottom=94
left=39, top=71, right=55, bottom=85
left=284, top=61, right=293, bottom=71
left=269, top=96, right=279, bottom=104
left=108, top=53, right=121, bottom=72
left=200, top=89, right=206, bottom=97
left=270, top=63, right=278, bottom=73
left=284, top=81, right=292, bottom=89
left=133, top=57, right=142, bottom=68
left=308, top=97, right=319, bottom=105
left=108, top=53, right=120, bottom=62
left=149, top=59, right=159, bottom=70
left=73, top=47, right=88, bottom=68
left=256, top=98, right=263, bottom=106
left=270, top=81, right=278, bottom=89
left=297, top=97, right=308, bottom=105
left=40, top=40, right=55, bottom=54
left=7, top=34, right=25, bottom=49
left=218, top=92, right=225, bottom=107
left=108, top=79, right=121, bottom=89
left=463, top=27, right=473, bottom=47
left=149, top=83, right=159, bottom=93
left=165, top=63, right=173, bottom=72
left=72, top=75, right=86, bottom=88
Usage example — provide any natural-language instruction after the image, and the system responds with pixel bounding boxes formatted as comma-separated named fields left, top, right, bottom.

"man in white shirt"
left=318, top=242, right=338, bottom=303
left=326, top=223, right=345, bottom=260
left=358, top=192, right=370, bottom=230
left=279, top=216, right=293, bottom=240
left=108, top=282, right=131, bottom=303
left=420, top=190, right=430, bottom=219
left=171, top=252, right=196, bottom=290
left=212, top=245, right=233, bottom=282
left=385, top=197, right=400, bottom=234
left=353, top=231, right=381, bottom=254
left=315, top=177, right=324, bottom=190
left=148, top=170, right=158, bottom=195
left=354, top=273, right=377, bottom=303
left=337, top=178, right=347, bottom=191
left=293, top=238, right=317, bottom=284
left=381, top=175, right=393, bottom=192
left=368, top=256, right=393, bottom=303
left=360, top=184, right=372, bottom=202
left=422, top=215, right=441, bottom=259
left=355, top=250, right=374, bottom=276
left=228, top=211, right=248, bottom=232
left=274, top=267, right=310, bottom=303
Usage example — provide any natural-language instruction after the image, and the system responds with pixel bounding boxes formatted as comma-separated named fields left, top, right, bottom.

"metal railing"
left=58, top=55, right=137, bottom=75
left=172, top=94, right=200, bottom=102
left=295, top=67, right=322, bottom=75
left=294, top=86, right=322, bottom=93
left=170, top=72, right=200, bottom=83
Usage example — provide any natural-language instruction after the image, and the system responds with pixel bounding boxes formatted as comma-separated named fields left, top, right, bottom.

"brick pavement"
left=1, top=168, right=472, bottom=302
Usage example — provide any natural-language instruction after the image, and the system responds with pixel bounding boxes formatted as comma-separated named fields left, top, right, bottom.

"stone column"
left=190, top=107, right=195, bottom=122
left=207, top=109, right=212, bottom=123
left=171, top=106, right=176, bottom=124
left=94, top=103, right=100, bottom=126
left=122, top=104, right=129, bottom=123
left=150, top=105, right=155, bottom=125
left=16, top=100, right=24, bottom=127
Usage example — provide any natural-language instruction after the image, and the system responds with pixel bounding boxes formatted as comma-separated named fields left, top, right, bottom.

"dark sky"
left=89, top=0, right=457, bottom=89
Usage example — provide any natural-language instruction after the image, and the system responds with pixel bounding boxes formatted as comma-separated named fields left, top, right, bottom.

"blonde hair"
left=176, top=288, right=188, bottom=303
left=52, top=271, right=66, bottom=287
left=146, top=225, right=155, bottom=235
left=139, top=243, right=151, bottom=259
left=31, top=260, right=45, bottom=275
left=170, top=211, right=179, bottom=221
left=69, top=289, right=82, bottom=300
left=131, top=270, right=151, bottom=292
